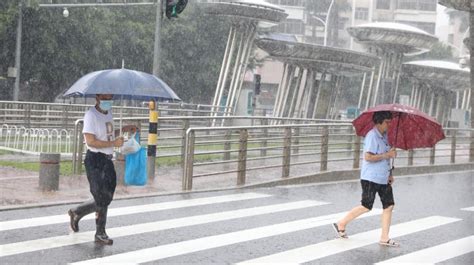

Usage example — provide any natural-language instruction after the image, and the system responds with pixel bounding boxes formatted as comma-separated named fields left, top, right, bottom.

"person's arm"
left=84, top=133, right=124, bottom=148
left=364, top=148, right=396, bottom=162
left=388, top=174, right=394, bottom=185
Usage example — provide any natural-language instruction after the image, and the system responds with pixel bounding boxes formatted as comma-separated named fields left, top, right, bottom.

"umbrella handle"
left=120, top=97, right=123, bottom=137
left=390, top=148, right=396, bottom=175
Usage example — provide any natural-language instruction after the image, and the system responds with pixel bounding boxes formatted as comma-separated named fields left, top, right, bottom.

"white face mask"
left=99, top=100, right=113, bottom=111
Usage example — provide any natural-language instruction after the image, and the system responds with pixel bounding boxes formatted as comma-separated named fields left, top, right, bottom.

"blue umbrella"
left=64, top=68, right=181, bottom=136
left=63, top=68, right=181, bottom=101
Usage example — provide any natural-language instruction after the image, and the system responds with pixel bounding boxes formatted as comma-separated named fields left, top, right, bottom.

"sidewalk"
left=0, top=150, right=326, bottom=209
left=0, top=165, right=180, bottom=208
left=0, top=154, right=335, bottom=209
left=1, top=147, right=471, bottom=210
left=0, top=158, right=290, bottom=209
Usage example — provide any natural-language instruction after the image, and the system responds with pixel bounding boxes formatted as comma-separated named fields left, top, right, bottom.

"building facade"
left=265, top=0, right=438, bottom=50
left=254, top=0, right=438, bottom=111
left=443, top=10, right=470, bottom=57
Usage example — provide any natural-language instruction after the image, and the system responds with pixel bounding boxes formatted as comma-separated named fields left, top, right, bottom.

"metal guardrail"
left=69, top=116, right=348, bottom=174
left=182, top=124, right=473, bottom=191
left=0, top=100, right=234, bottom=129
left=1, top=111, right=472, bottom=191
left=0, top=114, right=346, bottom=171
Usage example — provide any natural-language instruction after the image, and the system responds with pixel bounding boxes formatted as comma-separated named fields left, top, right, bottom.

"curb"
left=1, top=162, right=473, bottom=211
left=240, top=163, right=474, bottom=189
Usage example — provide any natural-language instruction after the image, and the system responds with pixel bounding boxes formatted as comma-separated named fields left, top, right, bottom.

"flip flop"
left=379, top=239, right=400, bottom=247
left=332, top=223, right=348, bottom=238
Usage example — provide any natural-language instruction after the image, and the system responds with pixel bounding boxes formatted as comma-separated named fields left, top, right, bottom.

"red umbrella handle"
left=393, top=112, right=402, bottom=147
left=391, top=157, right=395, bottom=173
left=391, top=112, right=402, bottom=173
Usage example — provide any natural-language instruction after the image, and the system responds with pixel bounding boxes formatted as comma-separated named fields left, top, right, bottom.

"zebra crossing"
left=238, top=216, right=461, bottom=264
left=1, top=190, right=473, bottom=264
left=376, top=236, right=474, bottom=264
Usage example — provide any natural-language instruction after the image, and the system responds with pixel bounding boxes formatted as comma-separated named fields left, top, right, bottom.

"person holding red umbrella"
left=333, top=111, right=399, bottom=247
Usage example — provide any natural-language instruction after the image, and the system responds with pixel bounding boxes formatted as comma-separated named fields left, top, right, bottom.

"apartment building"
left=265, top=0, right=438, bottom=50
left=265, top=0, right=307, bottom=42
left=443, top=10, right=470, bottom=57
left=255, top=0, right=440, bottom=84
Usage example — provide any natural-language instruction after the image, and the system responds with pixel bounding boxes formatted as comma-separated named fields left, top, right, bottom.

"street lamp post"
left=324, top=0, right=335, bottom=46
left=310, top=0, right=335, bottom=46
left=13, top=0, right=23, bottom=101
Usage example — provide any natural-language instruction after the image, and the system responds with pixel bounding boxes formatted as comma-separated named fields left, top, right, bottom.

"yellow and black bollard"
left=147, top=100, right=158, bottom=182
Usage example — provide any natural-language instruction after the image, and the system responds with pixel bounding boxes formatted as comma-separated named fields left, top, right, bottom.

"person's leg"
left=68, top=151, right=98, bottom=232
left=95, top=206, right=113, bottom=245
left=378, top=183, right=396, bottom=245
left=94, top=158, right=116, bottom=245
left=337, top=205, right=370, bottom=231
left=68, top=200, right=96, bottom=232
left=380, top=205, right=394, bottom=242
left=335, top=180, right=375, bottom=236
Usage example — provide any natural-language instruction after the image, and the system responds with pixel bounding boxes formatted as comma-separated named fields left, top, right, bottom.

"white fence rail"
left=0, top=124, right=73, bottom=155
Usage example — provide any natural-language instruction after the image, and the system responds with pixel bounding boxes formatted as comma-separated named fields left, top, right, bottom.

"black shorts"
left=360, top=179, right=394, bottom=210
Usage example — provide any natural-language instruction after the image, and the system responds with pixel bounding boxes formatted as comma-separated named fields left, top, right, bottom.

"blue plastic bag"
left=124, top=134, right=147, bottom=186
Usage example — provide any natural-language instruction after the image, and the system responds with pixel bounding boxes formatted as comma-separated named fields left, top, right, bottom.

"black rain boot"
left=68, top=200, right=96, bottom=232
left=95, top=207, right=113, bottom=245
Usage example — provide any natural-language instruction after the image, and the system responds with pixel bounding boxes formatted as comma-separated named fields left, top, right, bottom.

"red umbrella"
left=352, top=103, right=445, bottom=150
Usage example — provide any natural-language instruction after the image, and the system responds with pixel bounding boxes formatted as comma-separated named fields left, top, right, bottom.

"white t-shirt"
left=82, top=107, right=114, bottom=155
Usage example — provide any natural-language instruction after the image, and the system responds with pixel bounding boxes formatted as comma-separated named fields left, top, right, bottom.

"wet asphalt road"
left=0, top=170, right=472, bottom=264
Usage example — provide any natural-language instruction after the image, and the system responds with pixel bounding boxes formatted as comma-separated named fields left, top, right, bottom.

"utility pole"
left=470, top=12, right=473, bottom=162
left=13, top=0, right=23, bottom=101
left=152, top=0, right=163, bottom=77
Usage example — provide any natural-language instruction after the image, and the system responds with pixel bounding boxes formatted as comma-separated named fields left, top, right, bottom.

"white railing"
left=0, top=124, right=73, bottom=155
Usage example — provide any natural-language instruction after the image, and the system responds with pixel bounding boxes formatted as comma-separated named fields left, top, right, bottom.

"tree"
left=0, top=1, right=19, bottom=99
left=0, top=1, right=231, bottom=103
left=160, top=1, right=231, bottom=103
left=0, top=0, right=20, bottom=79
left=0, top=1, right=18, bottom=41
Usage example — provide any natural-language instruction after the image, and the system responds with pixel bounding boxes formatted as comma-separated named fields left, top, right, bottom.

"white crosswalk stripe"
left=238, top=216, right=461, bottom=264
left=0, top=200, right=328, bottom=257
left=376, top=236, right=474, bottom=264
left=460, top=206, right=474, bottom=212
left=0, top=192, right=271, bottom=231
left=70, top=209, right=383, bottom=265
left=0, top=191, right=470, bottom=265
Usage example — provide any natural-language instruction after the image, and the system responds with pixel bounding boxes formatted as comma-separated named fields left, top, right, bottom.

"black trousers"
left=84, top=150, right=117, bottom=207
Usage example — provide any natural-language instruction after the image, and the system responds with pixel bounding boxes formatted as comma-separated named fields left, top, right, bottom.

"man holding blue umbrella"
left=68, top=94, right=136, bottom=245
left=64, top=68, right=180, bottom=245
